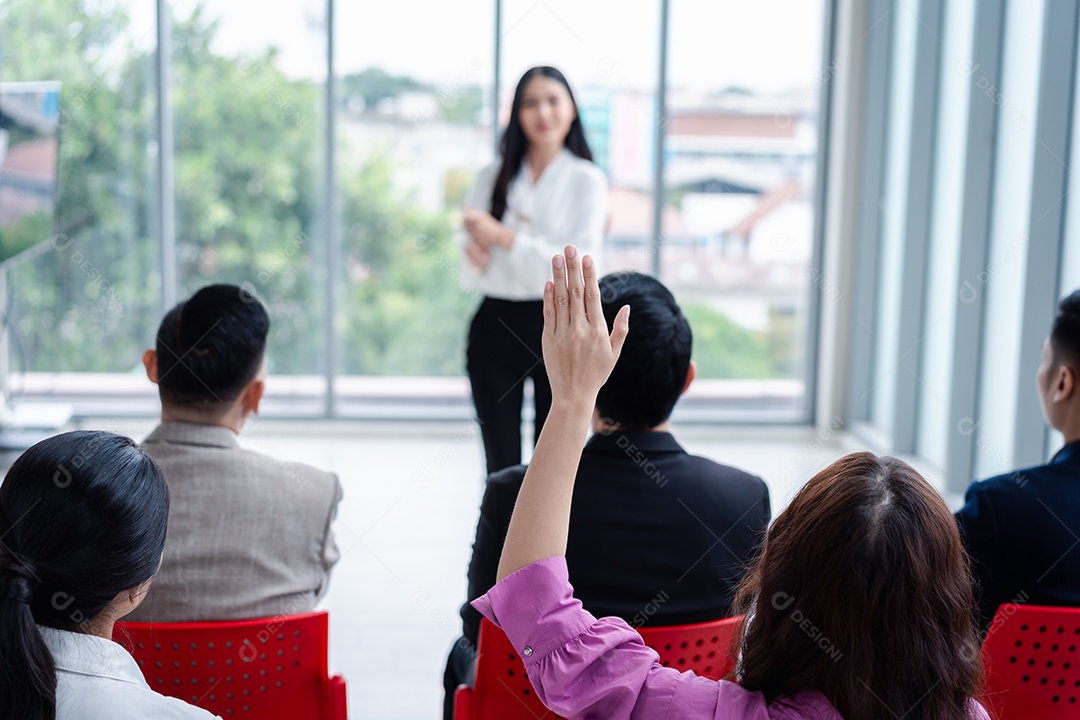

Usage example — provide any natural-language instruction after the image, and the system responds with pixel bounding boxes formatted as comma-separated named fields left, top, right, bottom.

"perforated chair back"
left=115, top=611, right=347, bottom=719
left=453, top=615, right=741, bottom=720
left=981, top=603, right=1080, bottom=720
left=645, top=617, right=742, bottom=679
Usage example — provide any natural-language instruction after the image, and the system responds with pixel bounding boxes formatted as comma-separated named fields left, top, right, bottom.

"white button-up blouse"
left=462, top=147, right=609, bottom=301
left=39, top=626, right=218, bottom=720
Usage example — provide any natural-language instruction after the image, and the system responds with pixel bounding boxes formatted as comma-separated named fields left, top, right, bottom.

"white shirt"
left=40, top=626, right=219, bottom=720
left=462, top=147, right=609, bottom=300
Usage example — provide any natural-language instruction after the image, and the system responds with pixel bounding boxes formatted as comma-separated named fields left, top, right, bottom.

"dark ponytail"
left=0, top=431, right=169, bottom=720
left=490, top=66, right=593, bottom=221
left=0, top=554, right=56, bottom=720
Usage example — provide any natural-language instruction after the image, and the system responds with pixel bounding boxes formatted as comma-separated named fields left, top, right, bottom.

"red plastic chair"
left=114, top=611, right=347, bottom=719
left=981, top=603, right=1080, bottom=720
left=454, top=615, right=741, bottom=719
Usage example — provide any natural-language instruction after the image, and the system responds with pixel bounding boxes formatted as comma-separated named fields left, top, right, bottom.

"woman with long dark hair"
left=0, top=431, right=215, bottom=720
left=472, top=246, right=990, bottom=720
left=462, top=66, right=608, bottom=475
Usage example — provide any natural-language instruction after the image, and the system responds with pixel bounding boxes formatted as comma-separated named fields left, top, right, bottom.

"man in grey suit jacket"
left=128, top=284, right=342, bottom=622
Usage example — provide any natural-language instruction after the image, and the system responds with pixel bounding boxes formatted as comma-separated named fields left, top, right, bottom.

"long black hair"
left=0, top=431, right=169, bottom=720
left=490, top=66, right=593, bottom=221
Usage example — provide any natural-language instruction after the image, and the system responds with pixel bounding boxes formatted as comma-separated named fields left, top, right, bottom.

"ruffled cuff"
left=471, top=556, right=595, bottom=667
left=471, top=558, right=675, bottom=718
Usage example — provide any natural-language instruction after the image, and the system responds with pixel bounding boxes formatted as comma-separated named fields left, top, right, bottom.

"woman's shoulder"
left=709, top=680, right=840, bottom=720
left=57, top=673, right=218, bottom=719
left=46, top=627, right=217, bottom=720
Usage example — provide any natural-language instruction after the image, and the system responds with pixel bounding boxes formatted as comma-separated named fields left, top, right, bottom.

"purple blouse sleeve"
left=472, top=558, right=989, bottom=720
left=471, top=557, right=753, bottom=719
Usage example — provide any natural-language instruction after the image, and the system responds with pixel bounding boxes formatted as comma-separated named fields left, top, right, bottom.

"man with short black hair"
left=129, top=284, right=342, bottom=622
left=442, top=272, right=771, bottom=717
left=957, top=288, right=1080, bottom=628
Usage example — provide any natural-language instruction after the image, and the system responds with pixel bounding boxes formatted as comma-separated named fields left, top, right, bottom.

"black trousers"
left=442, top=636, right=476, bottom=720
left=466, top=297, right=552, bottom=475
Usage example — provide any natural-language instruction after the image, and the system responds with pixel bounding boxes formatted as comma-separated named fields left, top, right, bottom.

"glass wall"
left=334, top=0, right=493, bottom=383
left=0, top=0, right=833, bottom=420
left=171, top=1, right=327, bottom=398
left=1054, top=26, right=1080, bottom=458
left=502, top=0, right=660, bottom=279
left=972, top=0, right=1044, bottom=479
left=843, top=0, right=1079, bottom=492
left=917, top=0, right=976, bottom=470
left=665, top=0, right=827, bottom=405
left=1, top=0, right=160, bottom=380
left=871, top=0, right=921, bottom=437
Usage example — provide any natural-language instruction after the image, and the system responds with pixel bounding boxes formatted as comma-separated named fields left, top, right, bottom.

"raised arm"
left=496, top=245, right=629, bottom=582
left=480, top=251, right=773, bottom=717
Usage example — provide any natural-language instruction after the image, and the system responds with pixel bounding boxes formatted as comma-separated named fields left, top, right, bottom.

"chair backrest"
left=981, top=603, right=1080, bottom=720
left=114, top=611, right=346, bottom=719
left=644, top=618, right=741, bottom=679
left=463, top=615, right=740, bottom=720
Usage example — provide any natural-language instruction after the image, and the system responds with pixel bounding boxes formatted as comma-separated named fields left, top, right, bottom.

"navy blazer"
left=459, top=430, right=772, bottom=647
left=956, top=440, right=1080, bottom=627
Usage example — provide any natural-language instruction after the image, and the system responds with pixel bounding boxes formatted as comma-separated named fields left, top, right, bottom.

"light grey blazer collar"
left=143, top=421, right=240, bottom=449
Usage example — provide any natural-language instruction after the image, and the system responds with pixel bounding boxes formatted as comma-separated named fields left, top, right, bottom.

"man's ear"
left=681, top=360, right=697, bottom=395
left=1054, top=364, right=1076, bottom=404
left=243, top=376, right=265, bottom=417
left=143, top=349, right=159, bottom=385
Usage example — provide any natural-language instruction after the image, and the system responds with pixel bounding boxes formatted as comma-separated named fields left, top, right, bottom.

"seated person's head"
left=595, top=272, right=694, bottom=430
left=734, top=452, right=980, bottom=720
left=143, top=284, right=270, bottom=426
left=0, top=431, right=169, bottom=717
left=1039, top=288, right=1080, bottom=437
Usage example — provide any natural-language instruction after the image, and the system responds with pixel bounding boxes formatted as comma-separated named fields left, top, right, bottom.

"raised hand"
left=495, top=246, right=630, bottom=581
left=542, top=245, right=630, bottom=410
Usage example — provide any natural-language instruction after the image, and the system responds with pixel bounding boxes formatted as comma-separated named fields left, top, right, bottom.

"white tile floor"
left=64, top=417, right=957, bottom=719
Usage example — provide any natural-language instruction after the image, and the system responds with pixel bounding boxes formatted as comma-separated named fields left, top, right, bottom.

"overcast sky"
left=139, top=0, right=826, bottom=95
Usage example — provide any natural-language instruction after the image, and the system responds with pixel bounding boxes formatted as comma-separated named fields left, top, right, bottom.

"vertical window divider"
left=1010, top=0, right=1080, bottom=466
left=807, top=0, right=841, bottom=426
left=324, top=0, right=339, bottom=417
left=888, top=0, right=946, bottom=454
left=943, top=0, right=1006, bottom=493
left=846, top=0, right=895, bottom=427
left=157, top=0, right=176, bottom=312
left=649, top=0, right=669, bottom=278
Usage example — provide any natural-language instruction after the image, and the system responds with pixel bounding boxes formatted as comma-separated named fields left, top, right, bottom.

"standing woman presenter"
left=462, top=66, right=609, bottom=475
